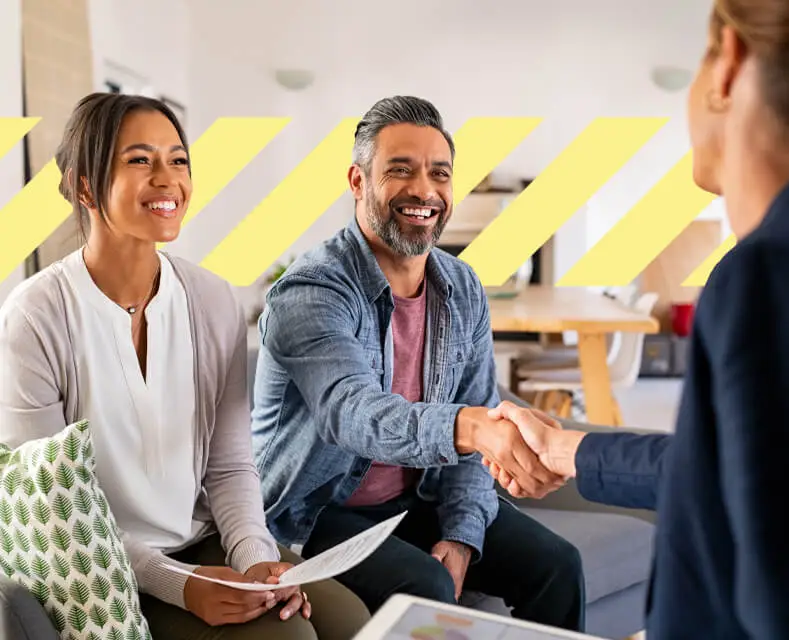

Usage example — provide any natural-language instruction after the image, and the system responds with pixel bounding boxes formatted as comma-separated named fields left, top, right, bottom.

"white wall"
left=0, top=0, right=25, bottom=305
left=179, top=0, right=722, bottom=294
left=87, top=0, right=190, bottom=131
left=76, top=0, right=727, bottom=308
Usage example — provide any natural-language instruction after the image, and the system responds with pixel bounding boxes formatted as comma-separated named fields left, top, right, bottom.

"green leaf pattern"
left=89, top=603, right=109, bottom=628
left=36, top=466, right=54, bottom=494
left=0, top=557, right=14, bottom=578
left=32, top=497, right=51, bottom=525
left=56, top=463, right=76, bottom=491
left=52, top=554, right=70, bottom=580
left=70, top=579, right=91, bottom=605
left=23, top=476, right=36, bottom=497
left=13, top=499, right=30, bottom=526
left=0, top=421, right=152, bottom=638
left=52, top=492, right=73, bottom=522
left=30, top=579, right=50, bottom=605
left=0, top=499, right=12, bottom=525
left=51, top=525, right=71, bottom=552
left=32, top=554, right=50, bottom=580
left=52, top=581, right=69, bottom=605
left=74, top=487, right=92, bottom=516
left=93, top=545, right=111, bottom=571
left=3, top=468, right=21, bottom=495
left=13, top=529, right=30, bottom=553
left=0, top=529, right=13, bottom=554
left=32, top=528, right=49, bottom=554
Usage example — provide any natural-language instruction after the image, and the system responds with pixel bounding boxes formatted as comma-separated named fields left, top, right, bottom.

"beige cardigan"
left=0, top=252, right=279, bottom=609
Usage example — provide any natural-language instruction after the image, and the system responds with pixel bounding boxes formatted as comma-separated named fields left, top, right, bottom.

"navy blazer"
left=573, top=180, right=789, bottom=639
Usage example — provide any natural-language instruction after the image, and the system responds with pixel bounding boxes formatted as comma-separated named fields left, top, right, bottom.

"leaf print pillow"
left=0, top=419, right=152, bottom=639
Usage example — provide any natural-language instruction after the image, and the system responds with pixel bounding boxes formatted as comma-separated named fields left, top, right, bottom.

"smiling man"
left=250, top=96, right=585, bottom=632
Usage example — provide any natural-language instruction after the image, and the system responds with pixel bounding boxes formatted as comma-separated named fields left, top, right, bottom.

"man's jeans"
left=302, top=492, right=586, bottom=632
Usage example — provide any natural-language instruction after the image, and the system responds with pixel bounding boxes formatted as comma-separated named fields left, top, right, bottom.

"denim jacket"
left=251, top=217, right=500, bottom=560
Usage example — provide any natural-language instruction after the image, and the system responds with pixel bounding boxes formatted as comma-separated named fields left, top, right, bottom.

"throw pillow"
left=0, top=419, right=152, bottom=639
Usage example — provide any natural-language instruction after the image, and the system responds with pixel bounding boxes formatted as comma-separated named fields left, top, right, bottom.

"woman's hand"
left=245, top=562, right=312, bottom=621
left=183, top=565, right=276, bottom=626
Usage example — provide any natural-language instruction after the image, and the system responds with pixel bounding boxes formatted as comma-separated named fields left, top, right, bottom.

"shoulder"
left=0, top=260, right=71, bottom=339
left=430, top=248, right=487, bottom=308
left=696, top=229, right=789, bottom=351
left=281, top=228, right=360, bottom=284
left=700, top=231, right=784, bottom=313
left=267, top=230, right=365, bottom=308
left=432, top=247, right=483, bottom=286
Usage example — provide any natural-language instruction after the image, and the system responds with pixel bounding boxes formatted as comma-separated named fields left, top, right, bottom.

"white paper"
left=165, top=511, right=407, bottom=591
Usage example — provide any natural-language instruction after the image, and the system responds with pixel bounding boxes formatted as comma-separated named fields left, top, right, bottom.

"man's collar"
left=347, top=215, right=453, bottom=304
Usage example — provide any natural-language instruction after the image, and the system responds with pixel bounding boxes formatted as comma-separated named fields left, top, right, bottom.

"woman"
left=0, top=92, right=370, bottom=639
left=484, top=1, right=789, bottom=638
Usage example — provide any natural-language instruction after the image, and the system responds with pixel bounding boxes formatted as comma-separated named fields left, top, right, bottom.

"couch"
left=0, top=354, right=656, bottom=640
left=245, top=346, right=655, bottom=639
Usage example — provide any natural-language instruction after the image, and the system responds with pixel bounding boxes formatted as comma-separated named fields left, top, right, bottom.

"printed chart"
left=385, top=604, right=576, bottom=640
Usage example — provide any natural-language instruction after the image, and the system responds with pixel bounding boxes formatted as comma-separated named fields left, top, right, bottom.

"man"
left=250, top=95, right=585, bottom=631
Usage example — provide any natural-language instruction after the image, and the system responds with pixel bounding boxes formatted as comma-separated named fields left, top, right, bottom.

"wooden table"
left=487, top=286, right=659, bottom=426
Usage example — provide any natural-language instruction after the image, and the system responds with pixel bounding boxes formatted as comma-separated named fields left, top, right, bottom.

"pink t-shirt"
left=345, top=281, right=427, bottom=507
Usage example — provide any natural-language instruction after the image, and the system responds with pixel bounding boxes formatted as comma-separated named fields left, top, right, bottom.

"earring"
left=705, top=90, right=730, bottom=113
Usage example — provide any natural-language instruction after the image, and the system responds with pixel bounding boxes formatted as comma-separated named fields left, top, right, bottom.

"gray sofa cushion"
left=521, top=507, right=654, bottom=604
left=0, top=577, right=58, bottom=640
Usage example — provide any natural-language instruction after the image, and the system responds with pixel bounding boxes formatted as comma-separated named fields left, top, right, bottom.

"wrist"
left=454, top=407, right=481, bottom=454
left=550, top=430, right=587, bottom=477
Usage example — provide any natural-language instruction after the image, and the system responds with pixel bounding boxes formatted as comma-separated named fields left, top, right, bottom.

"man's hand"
left=454, top=406, right=565, bottom=499
left=183, top=566, right=276, bottom=626
left=431, top=541, right=472, bottom=601
left=481, top=401, right=587, bottom=498
left=245, top=562, right=311, bottom=621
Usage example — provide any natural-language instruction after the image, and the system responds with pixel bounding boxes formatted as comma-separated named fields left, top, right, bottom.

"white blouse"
left=60, top=249, right=203, bottom=551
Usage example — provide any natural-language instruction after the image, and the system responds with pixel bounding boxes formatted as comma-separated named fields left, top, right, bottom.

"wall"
left=181, top=0, right=722, bottom=300
left=87, top=0, right=190, bottom=114
left=0, top=0, right=24, bottom=305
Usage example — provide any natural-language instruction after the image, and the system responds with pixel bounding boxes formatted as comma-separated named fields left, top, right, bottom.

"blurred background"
left=0, top=0, right=726, bottom=431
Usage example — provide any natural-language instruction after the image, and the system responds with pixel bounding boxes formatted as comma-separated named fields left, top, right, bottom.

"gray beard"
left=364, top=185, right=448, bottom=257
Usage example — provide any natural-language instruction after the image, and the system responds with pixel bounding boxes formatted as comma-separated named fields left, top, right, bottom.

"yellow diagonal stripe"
left=200, top=118, right=360, bottom=286
left=181, top=117, right=290, bottom=226
left=452, top=118, right=542, bottom=204
left=158, top=118, right=289, bottom=250
left=0, top=159, right=71, bottom=283
left=459, top=117, right=669, bottom=286
left=557, top=151, right=717, bottom=286
left=0, top=117, right=39, bottom=159
left=682, top=233, right=737, bottom=286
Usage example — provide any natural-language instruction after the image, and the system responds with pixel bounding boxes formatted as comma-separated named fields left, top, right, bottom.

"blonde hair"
left=709, top=0, right=789, bottom=125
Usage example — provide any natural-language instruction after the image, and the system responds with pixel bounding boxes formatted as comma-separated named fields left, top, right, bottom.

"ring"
left=302, top=591, right=308, bottom=602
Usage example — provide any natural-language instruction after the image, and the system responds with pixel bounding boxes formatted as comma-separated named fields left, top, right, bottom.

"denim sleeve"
left=260, top=273, right=466, bottom=468
left=435, top=280, right=500, bottom=561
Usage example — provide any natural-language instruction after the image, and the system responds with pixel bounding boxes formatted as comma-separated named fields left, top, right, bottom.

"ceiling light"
left=651, top=66, right=693, bottom=92
left=274, top=69, right=315, bottom=91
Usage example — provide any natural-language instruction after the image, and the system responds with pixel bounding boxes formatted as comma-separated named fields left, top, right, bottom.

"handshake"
left=455, top=401, right=587, bottom=499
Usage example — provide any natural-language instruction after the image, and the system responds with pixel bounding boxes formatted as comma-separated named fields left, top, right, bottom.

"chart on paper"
left=385, top=603, right=584, bottom=640
left=164, top=511, right=407, bottom=591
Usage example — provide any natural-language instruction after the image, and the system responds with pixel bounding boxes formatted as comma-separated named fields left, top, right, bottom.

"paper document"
left=165, top=511, right=407, bottom=591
